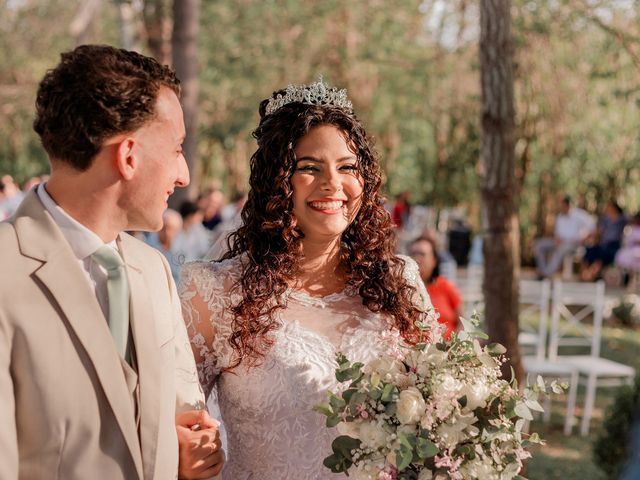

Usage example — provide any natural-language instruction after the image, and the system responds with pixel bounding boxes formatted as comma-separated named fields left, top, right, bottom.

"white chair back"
left=548, top=280, right=605, bottom=361
left=519, top=279, right=551, bottom=360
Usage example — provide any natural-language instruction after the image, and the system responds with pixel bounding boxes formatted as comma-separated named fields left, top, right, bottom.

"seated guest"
left=581, top=200, right=627, bottom=281
left=409, top=236, right=462, bottom=339
left=199, top=188, right=224, bottom=231
left=534, top=196, right=594, bottom=278
left=615, top=212, right=640, bottom=282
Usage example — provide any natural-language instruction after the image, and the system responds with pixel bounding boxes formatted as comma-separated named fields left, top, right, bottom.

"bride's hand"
left=176, top=409, right=225, bottom=479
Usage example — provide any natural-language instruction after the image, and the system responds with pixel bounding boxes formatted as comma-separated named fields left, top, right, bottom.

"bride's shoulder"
left=179, top=255, right=244, bottom=296
left=394, top=254, right=420, bottom=280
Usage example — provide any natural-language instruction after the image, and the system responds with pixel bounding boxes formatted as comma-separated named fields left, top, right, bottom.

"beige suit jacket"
left=0, top=190, right=205, bottom=480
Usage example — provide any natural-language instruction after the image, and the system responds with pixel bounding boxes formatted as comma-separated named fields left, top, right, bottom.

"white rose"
left=337, top=421, right=361, bottom=439
left=365, top=356, right=405, bottom=380
left=459, top=381, right=491, bottom=411
left=358, top=421, right=388, bottom=449
left=396, top=387, right=426, bottom=424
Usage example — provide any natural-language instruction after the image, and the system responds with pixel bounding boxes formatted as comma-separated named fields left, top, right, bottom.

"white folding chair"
left=518, top=279, right=551, bottom=359
left=521, top=279, right=578, bottom=435
left=548, top=280, right=635, bottom=436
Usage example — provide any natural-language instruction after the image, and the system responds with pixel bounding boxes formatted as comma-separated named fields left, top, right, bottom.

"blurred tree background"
left=0, top=0, right=638, bottom=260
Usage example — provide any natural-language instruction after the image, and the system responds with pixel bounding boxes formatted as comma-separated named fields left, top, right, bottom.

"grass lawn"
left=525, top=322, right=640, bottom=480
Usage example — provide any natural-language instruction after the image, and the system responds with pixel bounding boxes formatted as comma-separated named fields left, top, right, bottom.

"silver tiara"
left=265, top=77, right=353, bottom=116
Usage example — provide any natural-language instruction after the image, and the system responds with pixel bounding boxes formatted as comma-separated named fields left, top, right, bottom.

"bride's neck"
left=293, top=237, right=345, bottom=295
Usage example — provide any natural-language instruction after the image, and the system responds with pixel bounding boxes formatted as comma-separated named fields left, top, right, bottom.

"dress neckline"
left=285, top=285, right=357, bottom=308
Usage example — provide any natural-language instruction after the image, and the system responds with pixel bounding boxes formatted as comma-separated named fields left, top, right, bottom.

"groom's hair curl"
left=34, top=44, right=180, bottom=171
left=222, top=93, right=426, bottom=368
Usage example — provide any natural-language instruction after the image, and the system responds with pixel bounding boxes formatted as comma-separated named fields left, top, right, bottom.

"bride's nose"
left=320, top=168, right=342, bottom=192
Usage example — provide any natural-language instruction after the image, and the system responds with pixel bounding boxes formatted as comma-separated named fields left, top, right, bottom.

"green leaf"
left=332, top=435, right=361, bottom=460
left=514, top=401, right=533, bottom=421
left=313, top=403, right=333, bottom=417
left=416, top=437, right=439, bottom=459
left=395, top=441, right=414, bottom=471
left=525, top=398, right=545, bottom=413
left=326, top=415, right=341, bottom=428
left=329, top=393, right=346, bottom=411
left=381, top=383, right=397, bottom=402
left=385, top=402, right=397, bottom=416
left=323, top=453, right=349, bottom=473
left=487, top=342, right=507, bottom=355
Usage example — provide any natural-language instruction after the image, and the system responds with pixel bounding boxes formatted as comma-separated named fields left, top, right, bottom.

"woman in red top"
left=409, top=236, right=462, bottom=339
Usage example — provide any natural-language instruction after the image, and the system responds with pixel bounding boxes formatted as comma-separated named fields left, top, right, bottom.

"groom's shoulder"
left=120, top=231, right=167, bottom=270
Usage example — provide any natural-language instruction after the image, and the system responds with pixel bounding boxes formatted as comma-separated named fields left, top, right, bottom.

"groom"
left=0, top=45, right=223, bottom=479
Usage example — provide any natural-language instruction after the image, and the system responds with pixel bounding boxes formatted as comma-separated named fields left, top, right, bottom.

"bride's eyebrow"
left=296, top=155, right=358, bottom=162
left=296, top=156, right=323, bottom=162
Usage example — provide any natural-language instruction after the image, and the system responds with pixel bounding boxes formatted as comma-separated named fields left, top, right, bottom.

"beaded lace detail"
left=179, top=255, right=439, bottom=480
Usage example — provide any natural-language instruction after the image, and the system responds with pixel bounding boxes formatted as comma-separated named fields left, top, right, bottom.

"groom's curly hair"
left=222, top=92, right=428, bottom=368
left=34, top=44, right=179, bottom=171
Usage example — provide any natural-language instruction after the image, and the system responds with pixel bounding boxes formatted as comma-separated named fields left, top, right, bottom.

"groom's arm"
left=0, top=310, right=18, bottom=479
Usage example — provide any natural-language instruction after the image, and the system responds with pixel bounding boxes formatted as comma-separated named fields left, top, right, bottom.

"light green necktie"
left=92, top=245, right=131, bottom=363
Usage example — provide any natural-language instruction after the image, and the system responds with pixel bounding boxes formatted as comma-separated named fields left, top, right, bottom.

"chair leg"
left=564, top=371, right=578, bottom=436
left=543, top=395, right=552, bottom=423
left=581, top=374, right=597, bottom=436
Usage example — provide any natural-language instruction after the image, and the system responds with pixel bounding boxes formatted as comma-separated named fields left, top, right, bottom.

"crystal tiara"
left=264, top=77, right=353, bottom=116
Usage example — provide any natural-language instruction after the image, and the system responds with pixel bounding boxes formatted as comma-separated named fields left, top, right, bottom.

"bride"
left=179, top=79, right=441, bottom=479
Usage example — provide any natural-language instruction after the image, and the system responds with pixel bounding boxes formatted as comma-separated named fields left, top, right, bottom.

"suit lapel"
left=13, top=191, right=144, bottom=479
left=120, top=236, right=162, bottom=480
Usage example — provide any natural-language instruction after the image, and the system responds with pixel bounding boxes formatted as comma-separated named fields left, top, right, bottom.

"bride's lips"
left=307, top=198, right=347, bottom=214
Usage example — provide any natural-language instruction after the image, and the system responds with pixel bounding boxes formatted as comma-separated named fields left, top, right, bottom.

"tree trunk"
left=479, top=0, right=523, bottom=382
left=143, top=0, right=172, bottom=65
left=69, top=0, right=102, bottom=45
left=170, top=0, right=200, bottom=207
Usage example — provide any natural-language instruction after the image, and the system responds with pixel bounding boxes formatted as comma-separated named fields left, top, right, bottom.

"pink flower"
left=378, top=465, right=398, bottom=480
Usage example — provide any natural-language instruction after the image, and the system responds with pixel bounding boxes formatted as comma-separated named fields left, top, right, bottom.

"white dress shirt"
left=555, top=207, right=595, bottom=243
left=37, top=184, right=118, bottom=322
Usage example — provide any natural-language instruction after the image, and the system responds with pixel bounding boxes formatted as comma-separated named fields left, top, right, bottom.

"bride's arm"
left=179, top=262, right=223, bottom=400
left=398, top=255, right=444, bottom=343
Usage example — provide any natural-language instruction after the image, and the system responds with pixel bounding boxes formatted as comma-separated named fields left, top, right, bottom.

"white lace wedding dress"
left=179, top=255, right=438, bottom=480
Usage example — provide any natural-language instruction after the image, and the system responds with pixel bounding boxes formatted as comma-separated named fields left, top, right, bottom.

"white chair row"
left=521, top=280, right=635, bottom=436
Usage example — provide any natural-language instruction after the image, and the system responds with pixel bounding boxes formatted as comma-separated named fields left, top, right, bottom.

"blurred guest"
left=0, top=175, right=25, bottom=220
left=173, top=200, right=212, bottom=263
left=145, top=209, right=183, bottom=281
left=22, top=176, right=43, bottom=192
left=199, top=188, right=224, bottom=230
left=534, top=196, right=594, bottom=278
left=391, top=191, right=411, bottom=229
left=409, top=236, right=462, bottom=339
left=220, top=191, right=247, bottom=222
left=447, top=216, right=472, bottom=267
left=208, top=191, right=248, bottom=260
left=615, top=213, right=640, bottom=281
left=581, top=200, right=627, bottom=281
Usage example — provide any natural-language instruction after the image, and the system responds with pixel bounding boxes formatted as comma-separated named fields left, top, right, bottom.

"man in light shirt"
left=0, top=45, right=223, bottom=479
left=534, top=196, right=595, bottom=278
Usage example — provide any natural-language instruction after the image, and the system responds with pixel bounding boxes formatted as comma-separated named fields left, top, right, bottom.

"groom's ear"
left=115, top=137, right=137, bottom=180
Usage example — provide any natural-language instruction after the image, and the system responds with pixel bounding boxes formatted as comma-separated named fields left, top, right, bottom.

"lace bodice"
left=179, top=255, right=440, bottom=480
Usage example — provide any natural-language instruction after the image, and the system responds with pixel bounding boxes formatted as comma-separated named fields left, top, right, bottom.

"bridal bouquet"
left=315, top=314, right=564, bottom=480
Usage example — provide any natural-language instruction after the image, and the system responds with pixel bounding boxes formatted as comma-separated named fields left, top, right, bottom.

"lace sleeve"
left=179, top=259, right=240, bottom=399
left=397, top=254, right=444, bottom=342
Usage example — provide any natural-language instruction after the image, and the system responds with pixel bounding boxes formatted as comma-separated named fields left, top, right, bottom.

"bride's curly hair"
left=222, top=91, right=427, bottom=367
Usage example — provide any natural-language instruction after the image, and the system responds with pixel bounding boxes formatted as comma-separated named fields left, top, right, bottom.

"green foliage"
left=593, top=374, right=640, bottom=478
left=0, top=0, right=638, bottom=240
